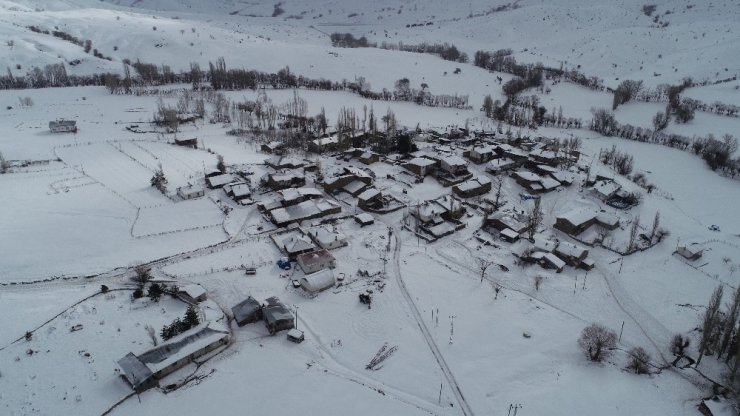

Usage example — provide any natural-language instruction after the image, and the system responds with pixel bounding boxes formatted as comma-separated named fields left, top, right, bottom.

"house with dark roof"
left=232, top=297, right=263, bottom=327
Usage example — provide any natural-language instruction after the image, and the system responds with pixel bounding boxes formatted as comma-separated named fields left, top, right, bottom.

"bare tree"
left=628, top=215, right=640, bottom=252
left=697, top=285, right=724, bottom=365
left=133, top=264, right=152, bottom=285
left=719, top=287, right=740, bottom=360
left=526, top=198, right=543, bottom=240
left=145, top=324, right=158, bottom=346
left=626, top=346, right=651, bottom=374
left=578, top=323, right=617, bottom=362
left=150, top=163, right=168, bottom=194
left=491, top=176, right=504, bottom=211
left=478, top=258, right=493, bottom=282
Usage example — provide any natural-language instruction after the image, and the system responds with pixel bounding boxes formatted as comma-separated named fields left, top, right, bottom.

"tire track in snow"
left=386, top=223, right=474, bottom=416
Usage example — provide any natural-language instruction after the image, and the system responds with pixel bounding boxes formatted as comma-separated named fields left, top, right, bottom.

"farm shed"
left=354, top=213, right=374, bottom=227
left=554, top=242, right=589, bottom=267
left=232, top=296, right=263, bottom=326
left=300, top=269, right=336, bottom=293
left=677, top=244, right=704, bottom=261
left=174, top=138, right=197, bottom=148
left=49, top=119, right=77, bottom=133
left=263, top=297, right=295, bottom=335
left=179, top=284, right=207, bottom=303
left=118, top=327, right=229, bottom=392
left=177, top=185, right=204, bottom=200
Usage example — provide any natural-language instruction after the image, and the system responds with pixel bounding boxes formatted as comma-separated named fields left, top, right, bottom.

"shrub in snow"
left=578, top=323, right=617, bottom=362
left=627, top=347, right=651, bottom=374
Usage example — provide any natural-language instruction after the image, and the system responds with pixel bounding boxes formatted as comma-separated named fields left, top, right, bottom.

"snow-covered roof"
left=543, top=253, right=566, bottom=270
left=312, top=226, right=347, bottom=248
left=550, top=171, right=575, bottom=184
left=514, top=171, right=541, bottom=182
left=117, top=352, right=153, bottom=390
left=264, top=140, right=284, bottom=149
left=486, top=158, right=516, bottom=170
left=558, top=209, right=597, bottom=227
left=533, top=237, right=557, bottom=253
left=232, top=297, right=262, bottom=322
left=270, top=171, right=305, bottom=182
left=358, top=188, right=381, bottom=201
left=137, top=326, right=229, bottom=375
left=181, top=284, right=206, bottom=300
left=455, top=177, right=491, bottom=192
left=300, top=269, right=335, bottom=293
left=540, top=177, right=561, bottom=191
left=297, top=249, right=335, bottom=268
left=406, top=157, right=437, bottom=167
left=355, top=213, right=374, bottom=224
left=592, top=180, right=622, bottom=198
left=343, top=180, right=368, bottom=194
left=441, top=155, right=467, bottom=167
left=207, top=174, right=236, bottom=187
left=555, top=241, right=588, bottom=258
left=500, top=228, right=519, bottom=239
left=470, top=145, right=495, bottom=155
left=281, top=187, right=322, bottom=202
left=312, top=135, right=340, bottom=146
left=285, top=235, right=316, bottom=254
left=536, top=164, right=558, bottom=173
left=595, top=212, right=619, bottom=227
left=230, top=184, right=251, bottom=198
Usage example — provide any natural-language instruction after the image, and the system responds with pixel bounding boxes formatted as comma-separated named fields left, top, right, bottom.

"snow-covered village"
left=0, top=0, right=739, bottom=415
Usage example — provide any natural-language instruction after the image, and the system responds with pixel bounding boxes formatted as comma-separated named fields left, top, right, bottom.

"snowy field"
left=1, top=0, right=740, bottom=415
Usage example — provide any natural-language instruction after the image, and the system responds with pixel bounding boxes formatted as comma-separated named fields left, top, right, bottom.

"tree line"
left=590, top=107, right=739, bottom=178
left=330, top=32, right=469, bottom=63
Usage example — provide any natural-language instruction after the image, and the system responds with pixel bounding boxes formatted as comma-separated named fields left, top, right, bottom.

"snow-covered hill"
left=2, top=0, right=739, bottom=88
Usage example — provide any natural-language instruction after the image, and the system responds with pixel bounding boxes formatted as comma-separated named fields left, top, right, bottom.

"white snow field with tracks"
left=1, top=0, right=740, bottom=415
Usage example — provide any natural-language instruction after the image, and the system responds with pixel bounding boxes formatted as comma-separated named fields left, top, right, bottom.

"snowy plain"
left=0, top=0, right=739, bottom=415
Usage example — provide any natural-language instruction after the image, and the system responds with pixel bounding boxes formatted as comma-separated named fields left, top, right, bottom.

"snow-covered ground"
left=2, top=0, right=740, bottom=415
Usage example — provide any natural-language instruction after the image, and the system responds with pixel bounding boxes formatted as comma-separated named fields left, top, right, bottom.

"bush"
left=148, top=283, right=163, bottom=302
left=100, top=285, right=109, bottom=293
left=626, top=346, right=651, bottom=374
left=132, top=288, right=144, bottom=299
left=578, top=323, right=617, bottom=362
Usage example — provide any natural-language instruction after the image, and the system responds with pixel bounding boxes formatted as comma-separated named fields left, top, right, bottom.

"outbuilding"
left=263, top=297, right=295, bottom=335
left=354, top=213, right=375, bottom=227
left=231, top=296, right=263, bottom=327
left=299, top=269, right=336, bottom=293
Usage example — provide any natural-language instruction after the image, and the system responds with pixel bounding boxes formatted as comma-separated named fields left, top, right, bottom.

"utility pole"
left=619, top=321, right=625, bottom=342
left=294, top=305, right=299, bottom=330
